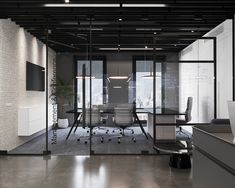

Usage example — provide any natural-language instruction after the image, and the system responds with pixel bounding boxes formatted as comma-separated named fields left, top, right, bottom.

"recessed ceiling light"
left=119, top=18, right=122, bottom=21
left=44, top=4, right=120, bottom=7
left=122, top=4, right=167, bottom=8
left=65, top=0, right=70, bottom=3
left=191, top=30, right=195, bottom=33
left=145, top=46, right=148, bottom=49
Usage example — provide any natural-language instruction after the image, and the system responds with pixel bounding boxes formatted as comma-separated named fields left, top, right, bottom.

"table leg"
left=74, top=114, right=82, bottom=133
left=135, top=113, right=148, bottom=139
left=66, top=113, right=80, bottom=140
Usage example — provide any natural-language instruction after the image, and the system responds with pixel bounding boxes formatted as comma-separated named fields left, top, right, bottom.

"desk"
left=136, top=108, right=185, bottom=140
left=193, top=125, right=235, bottom=187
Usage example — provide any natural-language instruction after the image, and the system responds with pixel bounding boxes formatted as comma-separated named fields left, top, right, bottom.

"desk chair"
left=112, top=104, right=135, bottom=134
left=113, top=106, right=136, bottom=143
left=77, top=108, right=104, bottom=144
left=176, top=97, right=193, bottom=139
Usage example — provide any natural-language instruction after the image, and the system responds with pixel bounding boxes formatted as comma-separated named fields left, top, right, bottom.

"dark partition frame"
left=152, top=36, right=217, bottom=147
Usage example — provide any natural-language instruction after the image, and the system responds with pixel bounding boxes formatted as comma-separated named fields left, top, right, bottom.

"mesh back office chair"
left=114, top=105, right=136, bottom=143
left=176, top=97, right=193, bottom=138
left=77, top=108, right=104, bottom=144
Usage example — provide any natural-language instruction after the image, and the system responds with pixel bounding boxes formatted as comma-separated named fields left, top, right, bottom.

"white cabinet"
left=147, top=114, right=176, bottom=140
left=18, top=105, right=55, bottom=136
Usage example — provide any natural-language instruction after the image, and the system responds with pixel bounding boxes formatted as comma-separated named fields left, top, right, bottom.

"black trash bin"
left=169, top=153, right=191, bottom=169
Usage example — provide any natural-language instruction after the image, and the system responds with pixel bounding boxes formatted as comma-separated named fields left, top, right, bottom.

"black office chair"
left=176, top=97, right=193, bottom=139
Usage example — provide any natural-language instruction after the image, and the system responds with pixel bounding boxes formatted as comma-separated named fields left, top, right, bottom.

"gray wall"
left=107, top=53, right=132, bottom=103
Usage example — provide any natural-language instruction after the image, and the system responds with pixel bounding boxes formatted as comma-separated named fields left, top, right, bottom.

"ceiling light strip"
left=99, top=48, right=163, bottom=51
left=122, top=4, right=167, bottom=8
left=44, top=4, right=120, bottom=7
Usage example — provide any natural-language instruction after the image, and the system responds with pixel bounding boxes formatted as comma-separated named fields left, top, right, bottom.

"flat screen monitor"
left=26, top=61, right=45, bottom=91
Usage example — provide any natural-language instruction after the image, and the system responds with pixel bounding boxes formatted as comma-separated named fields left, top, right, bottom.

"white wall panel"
left=0, top=19, right=56, bottom=151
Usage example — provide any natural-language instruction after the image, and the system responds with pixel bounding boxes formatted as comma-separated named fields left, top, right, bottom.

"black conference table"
left=65, top=108, right=149, bottom=140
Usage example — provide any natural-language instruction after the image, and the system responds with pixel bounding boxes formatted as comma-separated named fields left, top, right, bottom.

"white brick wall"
left=0, top=19, right=56, bottom=151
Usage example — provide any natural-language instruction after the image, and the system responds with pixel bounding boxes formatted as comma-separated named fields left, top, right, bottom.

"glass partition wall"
left=0, top=11, right=217, bottom=156
left=1, top=24, right=216, bottom=155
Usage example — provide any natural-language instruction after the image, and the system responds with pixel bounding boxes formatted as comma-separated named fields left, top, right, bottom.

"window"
left=77, top=60, right=104, bottom=108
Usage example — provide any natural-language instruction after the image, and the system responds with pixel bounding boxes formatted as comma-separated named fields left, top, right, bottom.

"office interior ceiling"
left=0, top=0, right=234, bottom=52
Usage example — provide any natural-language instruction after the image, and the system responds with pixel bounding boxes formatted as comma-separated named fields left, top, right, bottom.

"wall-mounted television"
left=26, top=61, right=45, bottom=91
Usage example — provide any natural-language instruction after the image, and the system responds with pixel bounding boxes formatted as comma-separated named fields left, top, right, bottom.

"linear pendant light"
left=113, top=86, right=122, bottom=89
left=76, top=76, right=95, bottom=79
left=44, top=4, right=120, bottom=7
left=109, top=76, right=128, bottom=80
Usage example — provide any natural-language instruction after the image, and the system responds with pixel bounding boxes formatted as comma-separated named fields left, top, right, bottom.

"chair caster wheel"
left=77, top=139, right=80, bottom=142
left=87, top=130, right=89, bottom=133
left=101, top=141, right=104, bottom=143
left=106, top=131, right=109, bottom=134
left=84, top=141, right=88, bottom=144
left=108, top=139, right=111, bottom=141
left=112, top=130, right=115, bottom=133
left=118, top=141, right=121, bottom=144
left=93, top=132, right=96, bottom=135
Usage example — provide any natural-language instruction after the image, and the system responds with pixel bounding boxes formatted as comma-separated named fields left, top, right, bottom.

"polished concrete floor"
left=0, top=155, right=192, bottom=188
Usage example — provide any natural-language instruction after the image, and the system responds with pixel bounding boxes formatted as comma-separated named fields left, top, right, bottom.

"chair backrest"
left=85, top=108, right=101, bottom=125
left=185, top=97, right=193, bottom=122
left=114, top=107, right=133, bottom=125
left=116, top=103, right=133, bottom=109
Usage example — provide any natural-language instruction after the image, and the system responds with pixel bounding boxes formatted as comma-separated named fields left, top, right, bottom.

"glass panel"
left=179, top=39, right=214, bottom=61
left=178, top=62, right=214, bottom=135
left=135, top=60, right=162, bottom=123
left=77, top=60, right=103, bottom=108
left=136, top=61, right=162, bottom=109
left=90, top=53, right=157, bottom=154
left=163, top=62, right=179, bottom=110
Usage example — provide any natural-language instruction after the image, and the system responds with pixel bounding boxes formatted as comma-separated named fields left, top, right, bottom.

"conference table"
left=65, top=107, right=185, bottom=141
left=65, top=108, right=149, bottom=140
